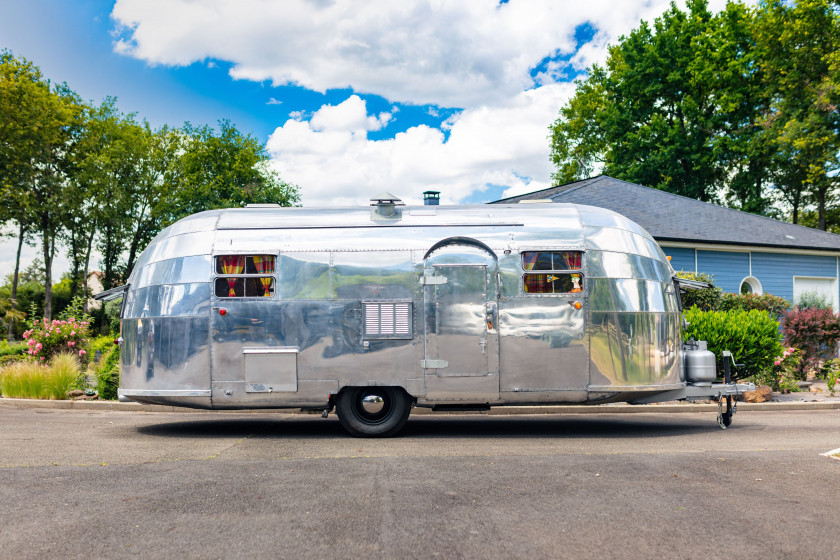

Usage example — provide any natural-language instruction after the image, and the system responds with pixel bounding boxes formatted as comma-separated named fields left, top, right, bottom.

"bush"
left=676, top=271, right=722, bottom=311
left=94, top=344, right=120, bottom=400
left=0, top=340, right=27, bottom=358
left=764, top=346, right=803, bottom=392
left=718, top=292, right=791, bottom=318
left=820, top=359, right=840, bottom=396
left=0, top=353, right=82, bottom=399
left=683, top=307, right=783, bottom=381
left=22, top=316, right=91, bottom=364
left=782, top=307, right=840, bottom=378
left=796, top=290, right=832, bottom=310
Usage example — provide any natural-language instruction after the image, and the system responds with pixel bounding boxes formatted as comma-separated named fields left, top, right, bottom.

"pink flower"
left=70, top=331, right=75, bottom=336
left=35, top=343, right=42, bottom=350
left=78, top=349, right=86, bottom=356
left=774, top=360, right=782, bottom=366
left=39, top=356, right=44, bottom=361
left=67, top=341, right=75, bottom=347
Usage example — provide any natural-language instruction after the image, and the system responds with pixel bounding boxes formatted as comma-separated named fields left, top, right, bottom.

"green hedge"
left=94, top=344, right=121, bottom=400
left=683, top=307, right=783, bottom=381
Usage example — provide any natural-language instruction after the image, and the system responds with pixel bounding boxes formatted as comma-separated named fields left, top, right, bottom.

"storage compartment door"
left=243, top=347, right=298, bottom=393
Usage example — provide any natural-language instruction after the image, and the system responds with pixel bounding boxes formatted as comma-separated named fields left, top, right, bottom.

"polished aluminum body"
left=118, top=202, right=730, bottom=410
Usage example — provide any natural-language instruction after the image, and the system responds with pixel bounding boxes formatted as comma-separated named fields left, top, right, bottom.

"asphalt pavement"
left=1, top=405, right=839, bottom=559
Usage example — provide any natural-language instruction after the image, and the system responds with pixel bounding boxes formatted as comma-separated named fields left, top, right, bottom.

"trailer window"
left=522, top=251, right=583, bottom=294
left=215, top=255, right=276, bottom=297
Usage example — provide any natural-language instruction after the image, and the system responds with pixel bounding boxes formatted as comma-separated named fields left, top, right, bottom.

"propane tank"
left=682, top=339, right=717, bottom=386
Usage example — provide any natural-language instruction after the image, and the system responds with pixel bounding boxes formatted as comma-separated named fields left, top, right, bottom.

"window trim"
left=213, top=253, right=278, bottom=299
left=520, top=249, right=585, bottom=296
left=739, top=276, right=763, bottom=296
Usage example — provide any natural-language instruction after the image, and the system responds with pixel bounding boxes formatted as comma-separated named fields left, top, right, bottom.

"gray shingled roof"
left=491, top=175, right=840, bottom=252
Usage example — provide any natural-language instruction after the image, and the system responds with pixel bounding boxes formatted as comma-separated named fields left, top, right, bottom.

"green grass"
left=0, top=353, right=81, bottom=400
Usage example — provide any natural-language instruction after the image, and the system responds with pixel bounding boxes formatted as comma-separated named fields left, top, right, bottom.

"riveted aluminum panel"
left=123, top=283, right=211, bottom=319
left=119, top=317, right=210, bottom=394
left=132, top=255, right=212, bottom=290
left=588, top=278, right=679, bottom=313
left=589, top=312, right=680, bottom=387
left=586, top=251, right=672, bottom=282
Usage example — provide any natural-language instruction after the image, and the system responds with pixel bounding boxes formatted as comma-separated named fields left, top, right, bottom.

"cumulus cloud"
left=112, top=0, right=738, bottom=109
left=111, top=0, right=746, bottom=207
left=267, top=84, right=576, bottom=206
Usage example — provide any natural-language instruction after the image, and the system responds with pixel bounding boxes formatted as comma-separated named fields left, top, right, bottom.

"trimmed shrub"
left=675, top=271, right=722, bottom=311
left=94, top=344, right=121, bottom=400
left=718, top=292, right=791, bottom=318
left=781, top=307, right=840, bottom=378
left=683, top=307, right=783, bottom=381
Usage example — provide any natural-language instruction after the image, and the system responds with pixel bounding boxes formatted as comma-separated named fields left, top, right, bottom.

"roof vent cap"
left=370, top=192, right=404, bottom=221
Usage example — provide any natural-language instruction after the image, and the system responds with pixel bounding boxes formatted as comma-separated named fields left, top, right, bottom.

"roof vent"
left=370, top=192, right=405, bottom=221
left=423, top=191, right=440, bottom=206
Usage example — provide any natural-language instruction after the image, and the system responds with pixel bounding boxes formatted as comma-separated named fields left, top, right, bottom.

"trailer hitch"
left=716, top=351, right=743, bottom=429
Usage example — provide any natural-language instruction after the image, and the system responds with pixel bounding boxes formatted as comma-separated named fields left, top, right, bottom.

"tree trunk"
left=7, top=222, right=26, bottom=341
left=82, top=228, right=95, bottom=314
left=42, top=230, right=53, bottom=321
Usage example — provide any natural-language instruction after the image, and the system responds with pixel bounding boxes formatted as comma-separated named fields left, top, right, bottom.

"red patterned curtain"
left=252, top=256, right=274, bottom=296
left=523, top=252, right=538, bottom=271
left=220, top=256, right=245, bottom=297
left=561, top=251, right=581, bottom=269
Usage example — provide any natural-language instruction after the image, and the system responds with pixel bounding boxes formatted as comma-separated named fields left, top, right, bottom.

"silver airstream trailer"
left=99, top=195, right=753, bottom=436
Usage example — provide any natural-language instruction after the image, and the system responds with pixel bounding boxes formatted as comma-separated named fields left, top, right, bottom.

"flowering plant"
left=820, top=359, right=840, bottom=397
left=770, top=346, right=802, bottom=393
left=22, top=317, right=90, bottom=365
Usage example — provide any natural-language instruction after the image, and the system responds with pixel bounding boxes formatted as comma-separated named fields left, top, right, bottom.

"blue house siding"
left=663, top=247, right=695, bottom=273
left=697, top=251, right=750, bottom=294
left=658, top=244, right=840, bottom=304
left=751, top=253, right=838, bottom=303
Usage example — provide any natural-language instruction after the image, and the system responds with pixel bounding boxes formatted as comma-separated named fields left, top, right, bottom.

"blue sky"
left=1, top=0, right=734, bottom=275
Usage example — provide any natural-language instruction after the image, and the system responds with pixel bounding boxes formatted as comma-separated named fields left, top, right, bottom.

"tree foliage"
left=0, top=50, right=300, bottom=325
left=550, top=0, right=840, bottom=227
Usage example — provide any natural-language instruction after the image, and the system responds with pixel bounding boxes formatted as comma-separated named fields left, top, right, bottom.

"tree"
left=552, top=0, right=727, bottom=202
left=157, top=120, right=299, bottom=223
left=755, top=0, right=840, bottom=229
left=550, top=0, right=840, bottom=228
left=0, top=50, right=80, bottom=322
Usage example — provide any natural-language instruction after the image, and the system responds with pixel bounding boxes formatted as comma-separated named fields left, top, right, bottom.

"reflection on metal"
left=117, top=202, right=741, bottom=415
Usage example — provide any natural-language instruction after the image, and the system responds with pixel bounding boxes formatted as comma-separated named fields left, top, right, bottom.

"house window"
left=215, top=255, right=275, bottom=298
left=522, top=251, right=584, bottom=294
left=739, top=276, right=762, bottom=296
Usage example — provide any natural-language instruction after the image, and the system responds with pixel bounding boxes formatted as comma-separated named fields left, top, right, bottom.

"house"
left=491, top=175, right=840, bottom=308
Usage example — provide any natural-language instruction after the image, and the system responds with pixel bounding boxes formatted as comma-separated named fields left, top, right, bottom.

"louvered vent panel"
left=363, top=301, right=412, bottom=339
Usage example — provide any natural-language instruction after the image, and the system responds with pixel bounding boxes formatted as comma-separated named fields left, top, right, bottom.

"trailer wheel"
left=335, top=387, right=411, bottom=437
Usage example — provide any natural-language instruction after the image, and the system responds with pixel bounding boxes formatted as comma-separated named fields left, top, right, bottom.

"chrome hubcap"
left=361, top=394, right=385, bottom=414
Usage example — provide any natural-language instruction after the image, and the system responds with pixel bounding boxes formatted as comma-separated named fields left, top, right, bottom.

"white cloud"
left=112, top=0, right=740, bottom=108
left=267, top=84, right=575, bottom=206
left=111, top=0, right=749, bottom=208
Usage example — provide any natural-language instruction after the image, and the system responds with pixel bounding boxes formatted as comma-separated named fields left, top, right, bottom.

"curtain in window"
left=561, top=251, right=581, bottom=269
left=252, top=256, right=274, bottom=296
left=523, top=252, right=538, bottom=271
left=220, top=256, right=245, bottom=297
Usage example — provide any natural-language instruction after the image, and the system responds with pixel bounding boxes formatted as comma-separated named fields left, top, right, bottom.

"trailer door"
left=422, top=243, right=499, bottom=401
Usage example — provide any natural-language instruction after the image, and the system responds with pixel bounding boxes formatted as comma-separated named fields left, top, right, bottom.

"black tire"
left=335, top=386, right=411, bottom=437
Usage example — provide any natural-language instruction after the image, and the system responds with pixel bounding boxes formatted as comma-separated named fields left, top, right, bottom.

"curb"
left=2, top=397, right=839, bottom=415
